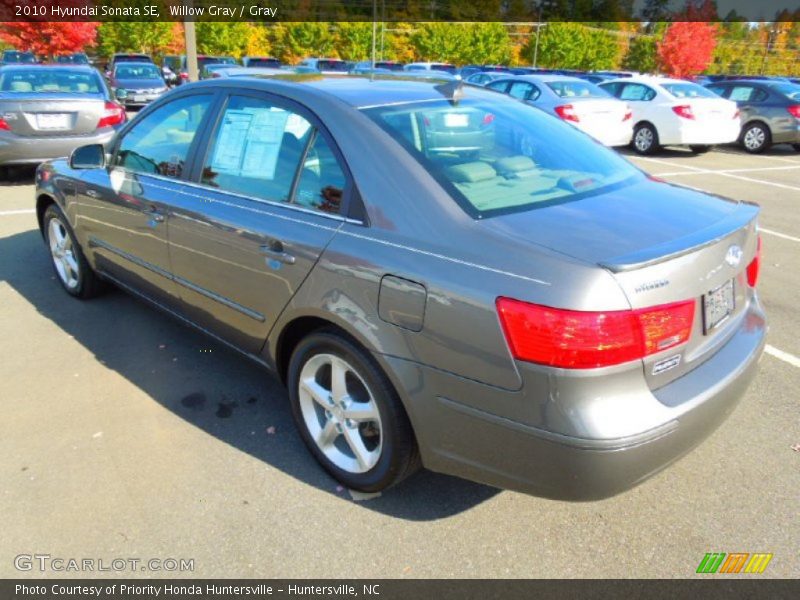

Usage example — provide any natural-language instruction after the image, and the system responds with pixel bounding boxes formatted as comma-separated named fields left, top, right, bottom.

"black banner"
left=3, top=580, right=800, bottom=600
left=0, top=0, right=799, bottom=23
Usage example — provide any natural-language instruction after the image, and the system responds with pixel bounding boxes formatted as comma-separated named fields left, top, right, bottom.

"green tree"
left=97, top=22, right=177, bottom=59
left=521, top=23, right=622, bottom=70
left=334, top=22, right=373, bottom=61
left=271, top=23, right=336, bottom=63
left=195, top=22, right=252, bottom=59
left=622, top=35, right=658, bottom=73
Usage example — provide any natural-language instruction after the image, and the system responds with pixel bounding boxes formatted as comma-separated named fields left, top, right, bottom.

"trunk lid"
left=484, top=177, right=760, bottom=388
left=0, top=94, right=106, bottom=136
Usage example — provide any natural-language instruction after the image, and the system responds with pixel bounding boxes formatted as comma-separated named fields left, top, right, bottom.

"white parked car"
left=599, top=76, right=741, bottom=154
left=404, top=62, right=459, bottom=76
left=486, top=75, right=633, bottom=147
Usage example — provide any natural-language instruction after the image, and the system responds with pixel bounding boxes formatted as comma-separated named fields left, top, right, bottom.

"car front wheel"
left=741, top=122, right=771, bottom=153
left=632, top=123, right=660, bottom=155
left=44, top=204, right=104, bottom=299
left=288, top=329, right=420, bottom=492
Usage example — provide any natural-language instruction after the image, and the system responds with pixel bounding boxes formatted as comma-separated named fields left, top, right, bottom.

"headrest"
left=446, top=161, right=496, bottom=183
left=495, top=155, right=536, bottom=174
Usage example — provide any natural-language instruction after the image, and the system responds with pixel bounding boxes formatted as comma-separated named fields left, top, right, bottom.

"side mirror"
left=70, top=144, right=105, bottom=169
left=115, top=88, right=128, bottom=101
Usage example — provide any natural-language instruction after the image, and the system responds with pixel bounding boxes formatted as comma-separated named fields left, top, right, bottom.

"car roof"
left=0, top=64, right=95, bottom=72
left=114, top=62, right=156, bottom=68
left=507, top=74, right=593, bottom=84
left=186, top=75, right=490, bottom=108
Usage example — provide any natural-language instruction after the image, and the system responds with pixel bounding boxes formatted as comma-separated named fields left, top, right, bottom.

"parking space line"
left=765, top=345, right=800, bottom=369
left=714, top=150, right=800, bottom=165
left=636, top=157, right=800, bottom=193
left=761, top=228, right=800, bottom=243
left=654, top=165, right=800, bottom=177
left=0, top=209, right=35, bottom=216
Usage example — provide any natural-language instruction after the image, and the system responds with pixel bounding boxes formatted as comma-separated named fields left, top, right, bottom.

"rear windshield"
left=431, top=64, right=457, bottom=74
left=248, top=58, right=280, bottom=68
left=318, top=60, right=348, bottom=72
left=3, top=51, right=36, bottom=64
left=375, top=62, right=405, bottom=71
left=770, top=83, right=800, bottom=100
left=55, top=54, right=89, bottom=64
left=0, top=69, right=103, bottom=93
left=662, top=83, right=717, bottom=98
left=363, top=96, right=642, bottom=218
left=115, top=64, right=161, bottom=79
left=546, top=80, right=609, bottom=98
left=115, top=55, right=151, bottom=63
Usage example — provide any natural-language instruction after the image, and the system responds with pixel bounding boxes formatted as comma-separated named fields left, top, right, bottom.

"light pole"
left=532, top=0, right=553, bottom=68
left=183, top=0, right=198, bottom=82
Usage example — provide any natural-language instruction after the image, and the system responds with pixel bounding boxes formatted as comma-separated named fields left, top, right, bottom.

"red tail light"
left=179, top=72, right=189, bottom=80
left=96, top=101, right=125, bottom=129
left=622, top=107, right=632, bottom=121
left=787, top=105, right=800, bottom=119
left=496, top=297, right=695, bottom=369
left=746, top=235, right=762, bottom=287
left=0, top=117, right=10, bottom=131
left=554, top=104, right=580, bottom=123
left=733, top=109, right=740, bottom=120
left=672, top=104, right=695, bottom=120
left=482, top=113, right=495, bottom=125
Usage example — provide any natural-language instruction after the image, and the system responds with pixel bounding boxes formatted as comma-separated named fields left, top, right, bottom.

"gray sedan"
left=706, top=79, right=800, bottom=153
left=34, top=76, right=765, bottom=499
left=109, top=62, right=168, bottom=107
left=0, top=65, right=124, bottom=175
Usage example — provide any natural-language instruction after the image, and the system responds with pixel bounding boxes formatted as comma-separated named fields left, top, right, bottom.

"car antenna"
left=434, top=81, right=465, bottom=106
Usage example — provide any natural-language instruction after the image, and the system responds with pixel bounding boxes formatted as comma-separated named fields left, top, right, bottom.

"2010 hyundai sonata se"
left=34, top=75, right=766, bottom=500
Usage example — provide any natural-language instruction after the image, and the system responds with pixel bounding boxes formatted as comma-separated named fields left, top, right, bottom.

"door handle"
left=143, top=204, right=165, bottom=223
left=260, top=241, right=296, bottom=265
left=85, top=189, right=100, bottom=198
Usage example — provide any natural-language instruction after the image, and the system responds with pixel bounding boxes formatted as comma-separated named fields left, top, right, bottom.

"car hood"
left=113, top=78, right=164, bottom=89
left=481, top=176, right=757, bottom=271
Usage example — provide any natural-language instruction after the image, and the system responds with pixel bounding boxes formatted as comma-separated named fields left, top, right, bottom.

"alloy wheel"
left=634, top=127, right=653, bottom=152
left=297, top=353, right=383, bottom=474
left=743, top=126, right=766, bottom=151
left=48, top=217, right=80, bottom=291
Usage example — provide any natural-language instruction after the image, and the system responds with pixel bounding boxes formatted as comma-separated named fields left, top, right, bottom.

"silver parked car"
left=486, top=74, right=633, bottom=146
left=706, top=79, right=800, bottom=153
left=35, top=76, right=765, bottom=499
left=108, top=62, right=168, bottom=107
left=0, top=65, right=124, bottom=176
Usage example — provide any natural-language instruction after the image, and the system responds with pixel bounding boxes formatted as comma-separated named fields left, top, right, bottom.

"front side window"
left=200, top=95, right=344, bottom=214
left=364, top=95, right=642, bottom=218
left=115, top=94, right=211, bottom=178
left=662, top=83, right=718, bottom=99
left=509, top=82, right=536, bottom=101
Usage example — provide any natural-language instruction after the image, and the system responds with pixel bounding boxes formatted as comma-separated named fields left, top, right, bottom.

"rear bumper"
left=386, top=299, right=766, bottom=500
left=665, top=120, right=740, bottom=146
left=0, top=129, right=116, bottom=166
left=579, top=123, right=633, bottom=147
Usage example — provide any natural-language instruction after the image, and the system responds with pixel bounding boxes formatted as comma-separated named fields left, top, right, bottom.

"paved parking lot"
left=1, top=144, right=798, bottom=579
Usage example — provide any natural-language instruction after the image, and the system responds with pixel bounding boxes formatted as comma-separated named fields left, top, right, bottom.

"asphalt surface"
left=1, top=143, right=798, bottom=579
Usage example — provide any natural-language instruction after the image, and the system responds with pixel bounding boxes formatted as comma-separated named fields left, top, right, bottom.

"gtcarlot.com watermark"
left=14, top=554, right=194, bottom=573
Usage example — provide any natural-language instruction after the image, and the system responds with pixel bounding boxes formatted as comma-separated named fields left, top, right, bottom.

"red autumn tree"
left=0, top=21, right=99, bottom=59
left=657, top=21, right=718, bottom=78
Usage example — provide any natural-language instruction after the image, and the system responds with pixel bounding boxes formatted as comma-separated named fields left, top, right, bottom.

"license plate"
left=36, top=113, right=70, bottom=130
left=443, top=113, right=469, bottom=127
left=703, top=279, right=735, bottom=333
left=133, top=95, right=146, bottom=102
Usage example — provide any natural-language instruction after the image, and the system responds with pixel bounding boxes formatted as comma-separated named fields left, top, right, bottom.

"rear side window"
left=729, top=86, right=768, bottom=102
left=200, top=95, right=346, bottom=215
left=598, top=82, right=621, bottom=97
left=619, top=83, right=656, bottom=101
left=486, top=80, right=510, bottom=93
left=509, top=82, right=538, bottom=101
left=115, top=94, right=211, bottom=178
left=706, top=85, right=728, bottom=97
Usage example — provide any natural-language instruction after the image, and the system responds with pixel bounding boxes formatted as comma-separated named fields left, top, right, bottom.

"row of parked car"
left=0, top=50, right=798, bottom=178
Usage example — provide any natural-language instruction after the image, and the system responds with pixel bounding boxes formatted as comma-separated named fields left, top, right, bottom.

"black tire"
left=287, top=329, right=420, bottom=492
left=43, top=204, right=104, bottom=299
left=690, top=144, right=712, bottom=154
left=632, top=123, right=660, bottom=155
left=0, top=166, right=7, bottom=181
left=740, top=122, right=771, bottom=154
left=792, top=144, right=800, bottom=152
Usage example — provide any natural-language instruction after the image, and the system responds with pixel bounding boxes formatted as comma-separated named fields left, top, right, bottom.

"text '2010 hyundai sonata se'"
left=34, top=75, right=766, bottom=500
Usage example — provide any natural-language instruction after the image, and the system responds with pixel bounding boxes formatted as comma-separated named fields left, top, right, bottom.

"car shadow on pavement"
left=0, top=166, right=37, bottom=187
left=0, top=229, right=500, bottom=520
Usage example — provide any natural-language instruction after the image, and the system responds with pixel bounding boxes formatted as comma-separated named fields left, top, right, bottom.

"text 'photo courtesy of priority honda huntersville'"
left=34, top=75, right=766, bottom=500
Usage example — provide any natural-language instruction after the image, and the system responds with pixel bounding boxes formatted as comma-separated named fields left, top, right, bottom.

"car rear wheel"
left=690, top=145, right=712, bottom=154
left=741, top=122, right=771, bottom=153
left=632, top=123, right=660, bottom=155
left=792, top=144, right=800, bottom=152
left=288, top=329, right=420, bottom=492
left=43, top=204, right=104, bottom=299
